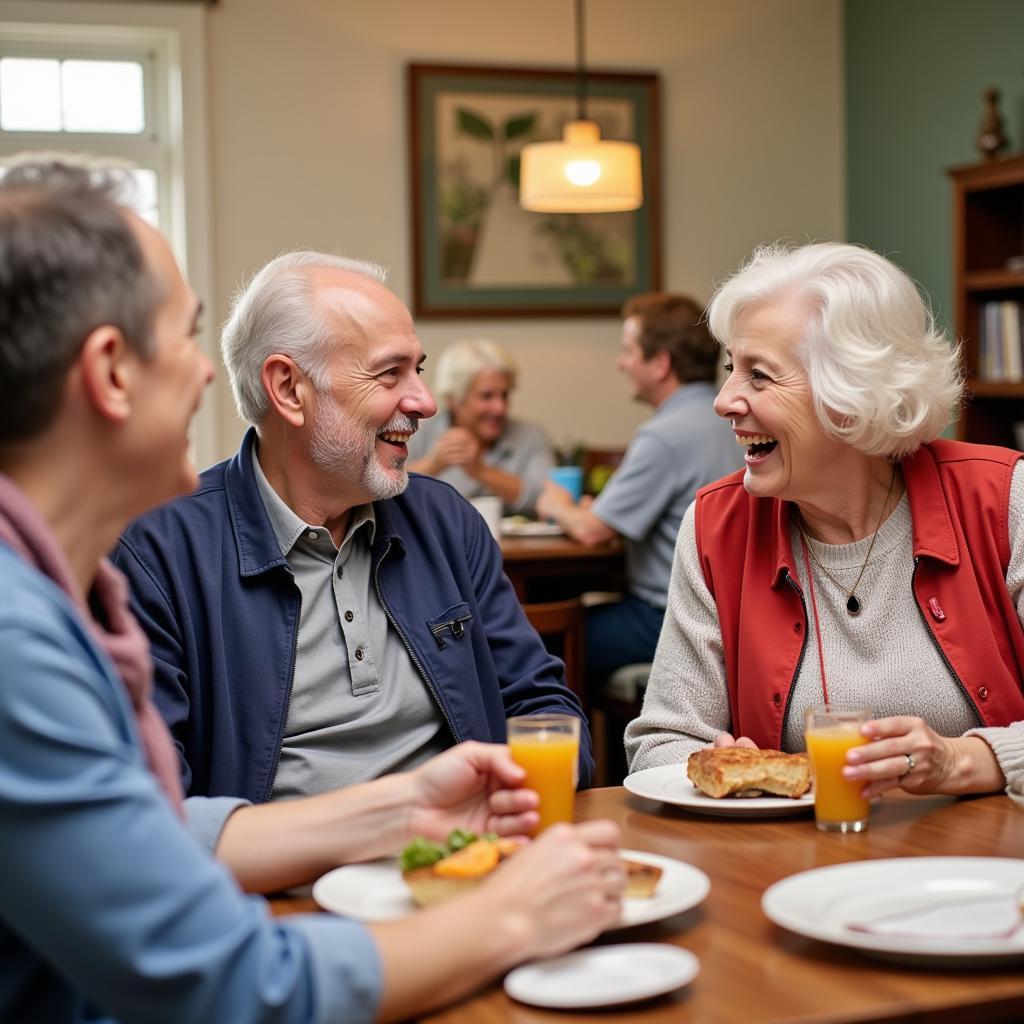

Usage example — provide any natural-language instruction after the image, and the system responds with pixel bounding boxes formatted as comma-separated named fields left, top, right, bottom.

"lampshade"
left=519, top=119, right=643, bottom=213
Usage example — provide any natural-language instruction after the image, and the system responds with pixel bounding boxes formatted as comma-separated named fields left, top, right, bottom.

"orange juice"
left=508, top=733, right=578, bottom=834
left=806, top=724, right=870, bottom=828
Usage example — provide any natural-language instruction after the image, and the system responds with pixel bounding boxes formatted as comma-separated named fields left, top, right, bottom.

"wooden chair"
left=522, top=598, right=586, bottom=705
left=593, top=662, right=651, bottom=786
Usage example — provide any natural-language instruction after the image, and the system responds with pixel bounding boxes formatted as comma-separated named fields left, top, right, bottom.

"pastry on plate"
left=686, top=747, right=810, bottom=799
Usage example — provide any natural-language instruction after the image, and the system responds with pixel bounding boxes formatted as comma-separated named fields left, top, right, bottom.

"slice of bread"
left=686, top=747, right=810, bottom=799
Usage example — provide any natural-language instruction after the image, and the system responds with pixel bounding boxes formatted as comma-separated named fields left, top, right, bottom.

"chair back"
left=522, top=598, right=586, bottom=703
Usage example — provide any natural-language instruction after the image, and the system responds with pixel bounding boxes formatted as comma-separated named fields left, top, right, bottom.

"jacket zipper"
left=782, top=571, right=810, bottom=736
left=911, top=556, right=979, bottom=715
left=374, top=539, right=460, bottom=742
left=266, top=578, right=301, bottom=802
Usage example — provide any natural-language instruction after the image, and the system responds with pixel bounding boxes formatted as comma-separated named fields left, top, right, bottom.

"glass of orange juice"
left=804, top=704, right=872, bottom=833
left=507, top=714, right=580, bottom=835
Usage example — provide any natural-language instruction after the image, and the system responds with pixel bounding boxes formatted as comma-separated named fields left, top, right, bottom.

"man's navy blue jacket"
left=113, top=430, right=593, bottom=801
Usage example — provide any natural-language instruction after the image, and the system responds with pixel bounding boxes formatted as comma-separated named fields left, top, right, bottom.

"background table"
left=500, top=534, right=625, bottom=602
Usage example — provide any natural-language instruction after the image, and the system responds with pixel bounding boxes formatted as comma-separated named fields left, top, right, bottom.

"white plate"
left=762, top=857, right=1024, bottom=965
left=312, top=848, right=709, bottom=929
left=504, top=943, right=699, bottom=1009
left=501, top=517, right=564, bottom=537
left=624, top=764, right=814, bottom=817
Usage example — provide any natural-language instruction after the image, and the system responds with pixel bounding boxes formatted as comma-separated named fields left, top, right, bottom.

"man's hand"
left=535, top=479, right=575, bottom=521
left=430, top=427, right=481, bottom=472
left=407, top=741, right=540, bottom=841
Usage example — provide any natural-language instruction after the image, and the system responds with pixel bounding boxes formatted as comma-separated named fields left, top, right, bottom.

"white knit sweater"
left=625, top=463, right=1024, bottom=788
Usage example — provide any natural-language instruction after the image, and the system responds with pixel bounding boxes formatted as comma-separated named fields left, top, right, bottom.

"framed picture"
left=407, top=63, right=661, bottom=318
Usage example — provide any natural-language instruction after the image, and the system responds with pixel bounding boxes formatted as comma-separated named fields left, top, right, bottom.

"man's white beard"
left=309, top=397, right=411, bottom=501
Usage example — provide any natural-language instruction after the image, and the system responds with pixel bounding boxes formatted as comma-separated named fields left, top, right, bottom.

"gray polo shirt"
left=592, top=382, right=743, bottom=609
left=407, top=414, right=554, bottom=514
left=251, top=448, right=448, bottom=799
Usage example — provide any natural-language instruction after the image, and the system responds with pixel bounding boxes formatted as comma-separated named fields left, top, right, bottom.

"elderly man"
left=114, top=252, right=592, bottom=801
left=537, top=292, right=742, bottom=678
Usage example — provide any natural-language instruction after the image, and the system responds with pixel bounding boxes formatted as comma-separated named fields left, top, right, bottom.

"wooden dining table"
left=271, top=786, right=1024, bottom=1023
left=500, top=533, right=625, bottom=602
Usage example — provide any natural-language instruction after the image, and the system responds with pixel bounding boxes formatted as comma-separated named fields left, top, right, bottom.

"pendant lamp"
left=518, top=0, right=642, bottom=213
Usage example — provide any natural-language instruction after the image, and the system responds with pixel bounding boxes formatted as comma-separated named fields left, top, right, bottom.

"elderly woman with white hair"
left=407, top=338, right=554, bottom=514
left=626, top=241, right=1024, bottom=798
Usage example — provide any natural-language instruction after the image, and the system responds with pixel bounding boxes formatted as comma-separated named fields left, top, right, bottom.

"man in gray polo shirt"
left=537, top=293, right=742, bottom=680
left=115, top=251, right=593, bottom=801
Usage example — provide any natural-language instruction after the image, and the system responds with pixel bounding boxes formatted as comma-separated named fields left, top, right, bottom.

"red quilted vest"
left=694, top=440, right=1024, bottom=748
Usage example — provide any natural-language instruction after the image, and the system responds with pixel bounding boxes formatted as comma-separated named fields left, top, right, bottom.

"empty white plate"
left=762, top=857, right=1024, bottom=965
left=504, top=943, right=699, bottom=1009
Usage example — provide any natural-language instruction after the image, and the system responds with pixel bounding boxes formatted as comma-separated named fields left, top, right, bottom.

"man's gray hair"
left=707, top=241, right=963, bottom=459
left=0, top=152, right=159, bottom=443
left=434, top=337, right=518, bottom=404
left=220, top=251, right=387, bottom=426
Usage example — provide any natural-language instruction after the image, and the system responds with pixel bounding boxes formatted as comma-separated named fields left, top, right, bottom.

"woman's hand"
left=842, top=716, right=1003, bottom=797
left=406, top=741, right=539, bottom=841
left=430, top=427, right=481, bottom=471
left=713, top=732, right=758, bottom=749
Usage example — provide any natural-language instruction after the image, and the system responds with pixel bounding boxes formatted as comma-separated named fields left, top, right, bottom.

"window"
left=0, top=30, right=172, bottom=232
left=0, top=8, right=218, bottom=468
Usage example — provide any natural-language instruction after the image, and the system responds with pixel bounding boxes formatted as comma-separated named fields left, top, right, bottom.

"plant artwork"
left=408, top=64, right=661, bottom=317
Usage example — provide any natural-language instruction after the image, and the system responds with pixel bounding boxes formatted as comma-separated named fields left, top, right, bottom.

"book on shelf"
left=977, top=299, right=1024, bottom=382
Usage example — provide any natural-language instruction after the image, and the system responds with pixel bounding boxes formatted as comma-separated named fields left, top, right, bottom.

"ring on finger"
left=900, top=752, right=916, bottom=777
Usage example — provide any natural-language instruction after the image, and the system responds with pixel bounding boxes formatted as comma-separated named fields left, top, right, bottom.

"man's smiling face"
left=306, top=269, right=436, bottom=501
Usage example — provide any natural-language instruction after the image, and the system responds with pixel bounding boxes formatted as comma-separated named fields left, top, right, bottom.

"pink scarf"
left=0, top=473, right=185, bottom=818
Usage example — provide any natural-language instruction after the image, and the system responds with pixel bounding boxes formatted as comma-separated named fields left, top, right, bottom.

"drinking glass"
left=507, top=714, right=580, bottom=835
left=804, top=704, right=872, bottom=832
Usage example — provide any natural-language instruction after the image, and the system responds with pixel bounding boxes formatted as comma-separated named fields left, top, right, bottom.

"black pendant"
left=846, top=595, right=862, bottom=616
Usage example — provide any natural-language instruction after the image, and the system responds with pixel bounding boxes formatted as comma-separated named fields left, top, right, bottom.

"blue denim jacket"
left=0, top=543, right=380, bottom=1024
left=114, top=429, right=593, bottom=800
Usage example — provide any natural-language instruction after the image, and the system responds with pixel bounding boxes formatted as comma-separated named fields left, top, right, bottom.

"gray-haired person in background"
left=407, top=338, right=554, bottom=515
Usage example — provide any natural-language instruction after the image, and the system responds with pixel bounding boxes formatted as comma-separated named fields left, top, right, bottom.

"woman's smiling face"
left=713, top=291, right=848, bottom=503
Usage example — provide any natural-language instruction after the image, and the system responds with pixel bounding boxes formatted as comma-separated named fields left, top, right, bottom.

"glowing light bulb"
left=565, top=159, right=601, bottom=187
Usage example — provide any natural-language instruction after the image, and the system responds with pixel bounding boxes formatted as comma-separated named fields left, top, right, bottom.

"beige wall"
left=4, top=0, right=844, bottom=463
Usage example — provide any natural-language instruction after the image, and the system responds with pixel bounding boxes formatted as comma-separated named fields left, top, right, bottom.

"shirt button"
left=306, top=530, right=318, bottom=540
left=354, top=648, right=364, bottom=661
left=336, top=564, right=344, bottom=579
left=772, top=692, right=783, bottom=707
left=345, top=610, right=354, bottom=622
left=978, top=686, right=989, bottom=701
left=793, top=621, right=802, bottom=634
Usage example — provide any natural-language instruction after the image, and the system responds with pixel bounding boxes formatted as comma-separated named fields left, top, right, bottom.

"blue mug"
left=549, top=465, right=584, bottom=503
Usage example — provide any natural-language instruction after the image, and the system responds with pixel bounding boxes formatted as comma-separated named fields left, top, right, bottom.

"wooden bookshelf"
left=948, top=154, right=1024, bottom=447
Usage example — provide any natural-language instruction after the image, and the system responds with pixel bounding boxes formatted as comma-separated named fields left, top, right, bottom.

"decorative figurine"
left=976, top=87, right=1008, bottom=160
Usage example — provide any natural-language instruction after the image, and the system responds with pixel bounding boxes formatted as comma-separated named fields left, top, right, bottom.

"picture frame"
left=407, top=63, right=661, bottom=318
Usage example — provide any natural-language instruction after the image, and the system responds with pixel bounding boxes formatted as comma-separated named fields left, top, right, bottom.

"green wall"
left=845, top=0, right=1024, bottom=329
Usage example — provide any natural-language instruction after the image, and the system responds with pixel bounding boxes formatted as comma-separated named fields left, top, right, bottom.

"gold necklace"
left=796, top=464, right=898, bottom=617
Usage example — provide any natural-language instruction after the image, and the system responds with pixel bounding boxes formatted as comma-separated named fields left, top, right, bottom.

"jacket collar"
left=767, top=441, right=958, bottom=586
left=223, top=428, right=291, bottom=577
left=226, top=427, right=414, bottom=575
